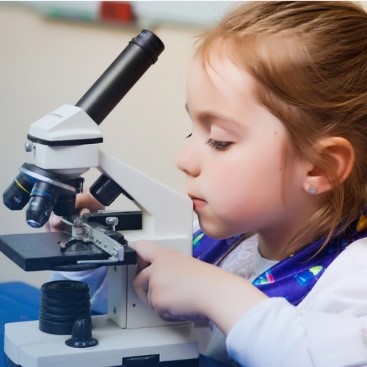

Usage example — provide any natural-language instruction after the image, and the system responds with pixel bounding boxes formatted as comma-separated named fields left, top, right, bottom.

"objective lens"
left=90, top=174, right=133, bottom=206
left=3, top=173, right=33, bottom=210
left=26, top=181, right=60, bottom=228
left=54, top=194, right=76, bottom=217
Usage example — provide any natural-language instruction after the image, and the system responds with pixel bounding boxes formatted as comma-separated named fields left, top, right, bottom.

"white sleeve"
left=50, top=267, right=108, bottom=314
left=226, top=298, right=367, bottom=367
left=226, top=239, right=367, bottom=367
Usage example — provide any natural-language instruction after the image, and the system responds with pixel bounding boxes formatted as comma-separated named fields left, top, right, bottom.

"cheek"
left=205, top=150, right=286, bottom=225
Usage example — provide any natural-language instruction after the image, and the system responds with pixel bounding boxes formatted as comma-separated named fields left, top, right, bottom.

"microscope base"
left=4, top=315, right=199, bottom=367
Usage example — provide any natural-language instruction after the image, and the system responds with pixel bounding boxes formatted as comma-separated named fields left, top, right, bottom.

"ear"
left=303, top=137, right=355, bottom=195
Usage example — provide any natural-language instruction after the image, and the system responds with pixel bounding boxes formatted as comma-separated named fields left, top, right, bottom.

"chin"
left=198, top=218, right=233, bottom=239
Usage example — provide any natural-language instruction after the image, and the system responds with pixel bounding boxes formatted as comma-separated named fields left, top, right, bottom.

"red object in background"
left=100, top=2, right=135, bottom=24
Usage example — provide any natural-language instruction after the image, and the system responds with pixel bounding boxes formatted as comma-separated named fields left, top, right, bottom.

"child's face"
left=176, top=47, right=311, bottom=240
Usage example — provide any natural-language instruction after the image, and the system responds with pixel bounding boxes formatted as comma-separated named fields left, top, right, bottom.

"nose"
left=176, top=140, right=201, bottom=177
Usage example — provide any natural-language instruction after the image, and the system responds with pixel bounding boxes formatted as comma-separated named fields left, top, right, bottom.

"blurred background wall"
left=0, top=1, right=235, bottom=287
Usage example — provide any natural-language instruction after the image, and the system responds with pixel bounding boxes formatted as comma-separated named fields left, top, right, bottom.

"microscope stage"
left=0, top=232, right=136, bottom=271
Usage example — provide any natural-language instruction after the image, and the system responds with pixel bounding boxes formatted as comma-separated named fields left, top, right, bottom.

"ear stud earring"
left=307, top=184, right=318, bottom=194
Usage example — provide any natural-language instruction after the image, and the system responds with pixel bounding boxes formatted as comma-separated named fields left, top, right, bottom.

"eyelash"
left=185, top=134, right=232, bottom=151
left=206, top=138, right=232, bottom=151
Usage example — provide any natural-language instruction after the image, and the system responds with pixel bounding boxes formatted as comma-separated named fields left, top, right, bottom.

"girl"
left=51, top=2, right=367, bottom=366
left=133, top=1, right=367, bottom=366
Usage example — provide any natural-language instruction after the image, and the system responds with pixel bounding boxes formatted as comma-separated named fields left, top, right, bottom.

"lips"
left=188, top=194, right=207, bottom=211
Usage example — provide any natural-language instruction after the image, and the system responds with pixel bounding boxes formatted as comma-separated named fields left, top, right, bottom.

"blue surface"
left=0, top=282, right=225, bottom=367
left=0, top=282, right=40, bottom=367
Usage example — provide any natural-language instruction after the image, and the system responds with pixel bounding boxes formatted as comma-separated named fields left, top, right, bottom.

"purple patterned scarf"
left=193, top=216, right=367, bottom=305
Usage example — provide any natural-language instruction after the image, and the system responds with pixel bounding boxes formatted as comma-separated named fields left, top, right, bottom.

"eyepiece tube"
left=76, top=30, right=164, bottom=125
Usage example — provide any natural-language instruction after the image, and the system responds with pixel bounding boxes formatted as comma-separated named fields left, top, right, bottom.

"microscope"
left=0, top=30, right=199, bottom=366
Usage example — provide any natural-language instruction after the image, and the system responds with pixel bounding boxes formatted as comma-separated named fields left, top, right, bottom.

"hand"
left=133, top=241, right=268, bottom=333
left=46, top=191, right=104, bottom=232
left=133, top=241, right=211, bottom=321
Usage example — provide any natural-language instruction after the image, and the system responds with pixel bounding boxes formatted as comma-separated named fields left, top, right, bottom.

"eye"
left=186, top=133, right=192, bottom=139
left=206, top=138, right=232, bottom=151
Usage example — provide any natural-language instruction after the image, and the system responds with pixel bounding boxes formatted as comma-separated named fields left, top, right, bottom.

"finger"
left=79, top=208, right=91, bottom=216
left=136, top=255, right=150, bottom=274
left=76, top=192, right=104, bottom=212
left=46, top=213, right=66, bottom=232
left=133, top=267, right=151, bottom=307
left=132, top=241, right=153, bottom=273
left=133, top=240, right=163, bottom=264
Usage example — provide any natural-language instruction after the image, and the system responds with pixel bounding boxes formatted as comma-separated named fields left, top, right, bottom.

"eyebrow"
left=185, top=103, right=216, bottom=120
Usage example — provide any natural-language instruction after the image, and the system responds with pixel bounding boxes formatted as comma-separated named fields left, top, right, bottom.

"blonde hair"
left=198, top=1, right=367, bottom=253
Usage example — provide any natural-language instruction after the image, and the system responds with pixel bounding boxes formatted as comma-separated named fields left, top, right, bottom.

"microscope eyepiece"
left=76, top=30, right=165, bottom=125
left=130, top=29, right=165, bottom=64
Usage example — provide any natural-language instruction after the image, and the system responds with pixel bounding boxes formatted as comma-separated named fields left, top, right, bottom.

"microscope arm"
left=98, top=149, right=193, bottom=250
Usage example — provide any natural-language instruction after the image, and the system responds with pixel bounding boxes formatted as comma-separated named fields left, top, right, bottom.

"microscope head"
left=2, top=30, right=164, bottom=228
